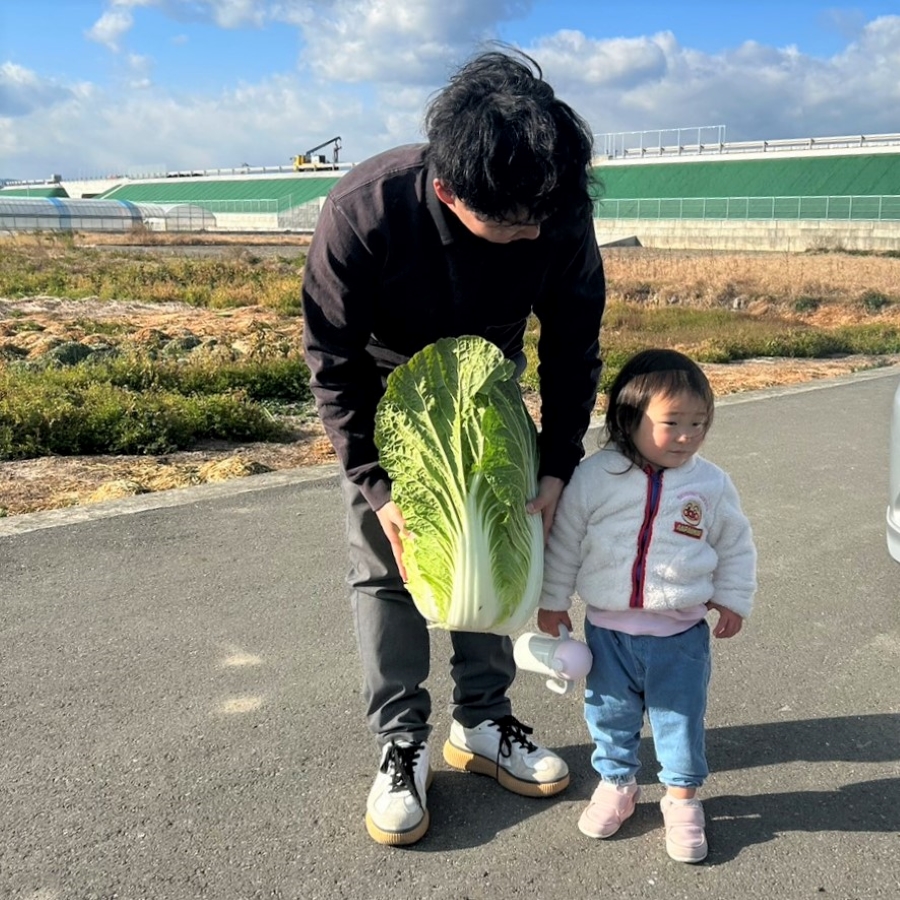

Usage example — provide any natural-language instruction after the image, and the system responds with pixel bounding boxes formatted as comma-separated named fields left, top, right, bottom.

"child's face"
left=634, top=390, right=709, bottom=470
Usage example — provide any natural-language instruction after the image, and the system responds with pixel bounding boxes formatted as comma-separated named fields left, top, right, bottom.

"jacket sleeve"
left=533, top=217, right=605, bottom=484
left=540, top=464, right=591, bottom=610
left=301, top=196, right=392, bottom=511
left=708, top=472, right=758, bottom=618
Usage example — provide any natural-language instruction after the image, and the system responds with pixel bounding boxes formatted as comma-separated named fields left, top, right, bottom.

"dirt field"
left=2, top=240, right=899, bottom=517
left=1, top=292, right=895, bottom=517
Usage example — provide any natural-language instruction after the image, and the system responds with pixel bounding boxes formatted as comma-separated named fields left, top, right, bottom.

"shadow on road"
left=704, top=777, right=900, bottom=862
left=404, top=714, right=899, bottom=854
left=706, top=713, right=900, bottom=770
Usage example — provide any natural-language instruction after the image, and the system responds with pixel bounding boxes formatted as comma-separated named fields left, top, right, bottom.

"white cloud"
left=819, top=5, right=871, bottom=43
left=5, top=7, right=900, bottom=180
left=86, top=9, right=135, bottom=51
left=0, top=63, right=79, bottom=118
left=528, top=29, right=670, bottom=88
left=90, top=0, right=528, bottom=77
left=127, top=54, right=154, bottom=89
left=0, top=73, right=380, bottom=179
left=192, top=0, right=268, bottom=29
left=110, top=0, right=269, bottom=29
left=527, top=16, right=900, bottom=144
left=291, top=0, right=532, bottom=83
left=0, top=79, right=98, bottom=179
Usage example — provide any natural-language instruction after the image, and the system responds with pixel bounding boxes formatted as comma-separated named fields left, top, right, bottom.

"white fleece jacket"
left=541, top=448, right=757, bottom=618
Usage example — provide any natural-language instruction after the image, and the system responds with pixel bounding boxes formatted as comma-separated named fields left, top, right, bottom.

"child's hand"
left=707, top=602, right=743, bottom=638
left=537, top=608, right=572, bottom=637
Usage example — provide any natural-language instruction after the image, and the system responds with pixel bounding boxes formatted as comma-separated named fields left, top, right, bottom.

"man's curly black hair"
left=425, top=47, right=595, bottom=223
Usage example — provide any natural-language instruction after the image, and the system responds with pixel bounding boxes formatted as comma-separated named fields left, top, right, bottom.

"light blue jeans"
left=583, top=619, right=711, bottom=789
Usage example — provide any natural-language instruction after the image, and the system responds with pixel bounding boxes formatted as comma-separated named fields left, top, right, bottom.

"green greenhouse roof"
left=0, top=186, right=69, bottom=198
left=99, top=176, right=339, bottom=209
left=593, top=153, right=900, bottom=199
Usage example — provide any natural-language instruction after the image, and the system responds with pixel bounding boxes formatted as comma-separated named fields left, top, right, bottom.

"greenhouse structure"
left=590, top=131, right=900, bottom=251
left=0, top=197, right=216, bottom=233
left=3, top=131, right=900, bottom=250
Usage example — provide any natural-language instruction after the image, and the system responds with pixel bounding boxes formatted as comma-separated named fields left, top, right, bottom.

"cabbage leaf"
left=375, top=335, right=543, bottom=634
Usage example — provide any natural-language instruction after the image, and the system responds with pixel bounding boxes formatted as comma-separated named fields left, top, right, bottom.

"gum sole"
left=364, top=768, right=434, bottom=846
left=365, top=809, right=430, bottom=846
left=442, top=740, right=569, bottom=797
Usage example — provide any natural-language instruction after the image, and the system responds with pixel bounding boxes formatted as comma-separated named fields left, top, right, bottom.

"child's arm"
left=706, top=601, right=743, bottom=638
left=537, top=608, right=573, bottom=637
left=708, top=472, right=757, bottom=621
left=539, top=464, right=591, bottom=623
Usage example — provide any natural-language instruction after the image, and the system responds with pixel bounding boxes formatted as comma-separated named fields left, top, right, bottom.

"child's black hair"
left=604, top=349, right=715, bottom=468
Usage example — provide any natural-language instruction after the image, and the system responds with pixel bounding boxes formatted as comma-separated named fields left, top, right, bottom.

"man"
left=302, top=48, right=606, bottom=846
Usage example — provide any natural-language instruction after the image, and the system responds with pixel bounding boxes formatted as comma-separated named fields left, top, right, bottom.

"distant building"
left=3, top=132, right=900, bottom=250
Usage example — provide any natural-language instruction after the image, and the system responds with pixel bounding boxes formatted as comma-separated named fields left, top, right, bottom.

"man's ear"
left=432, top=179, right=456, bottom=208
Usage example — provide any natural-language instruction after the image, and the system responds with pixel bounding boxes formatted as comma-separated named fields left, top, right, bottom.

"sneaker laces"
left=492, top=715, right=538, bottom=761
left=381, top=741, right=425, bottom=807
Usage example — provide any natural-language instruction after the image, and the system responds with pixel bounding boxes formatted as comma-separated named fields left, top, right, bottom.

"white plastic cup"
left=513, top=625, right=593, bottom=694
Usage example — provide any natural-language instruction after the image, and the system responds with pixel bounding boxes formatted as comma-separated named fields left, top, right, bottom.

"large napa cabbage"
left=375, top=335, right=544, bottom=635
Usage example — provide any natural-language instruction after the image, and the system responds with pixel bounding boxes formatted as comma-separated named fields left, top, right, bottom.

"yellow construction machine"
left=292, top=136, right=342, bottom=170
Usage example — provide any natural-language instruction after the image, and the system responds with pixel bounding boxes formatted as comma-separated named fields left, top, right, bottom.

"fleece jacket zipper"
left=629, top=467, right=664, bottom=608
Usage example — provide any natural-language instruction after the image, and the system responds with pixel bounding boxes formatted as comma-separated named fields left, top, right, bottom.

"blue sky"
left=2, top=1, right=899, bottom=180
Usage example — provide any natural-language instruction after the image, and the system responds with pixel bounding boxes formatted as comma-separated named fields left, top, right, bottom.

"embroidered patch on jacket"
left=674, top=500, right=704, bottom=539
left=674, top=521, right=703, bottom=539
left=681, top=500, right=702, bottom=526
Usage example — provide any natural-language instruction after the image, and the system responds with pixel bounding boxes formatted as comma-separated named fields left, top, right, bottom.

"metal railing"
left=120, top=196, right=325, bottom=215
left=126, top=162, right=353, bottom=181
left=186, top=198, right=280, bottom=214
left=2, top=162, right=353, bottom=189
left=594, top=131, right=900, bottom=161
left=594, top=195, right=900, bottom=221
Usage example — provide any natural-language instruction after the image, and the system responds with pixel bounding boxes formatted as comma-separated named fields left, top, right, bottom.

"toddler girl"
left=538, top=348, right=757, bottom=863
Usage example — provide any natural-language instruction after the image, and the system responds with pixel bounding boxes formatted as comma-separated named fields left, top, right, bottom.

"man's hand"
left=707, top=602, right=744, bottom=638
left=375, top=500, right=410, bottom=582
left=537, top=608, right=572, bottom=637
left=526, top=475, right=565, bottom=543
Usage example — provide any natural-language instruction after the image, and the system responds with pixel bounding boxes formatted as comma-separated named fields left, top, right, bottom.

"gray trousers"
left=342, top=475, right=515, bottom=748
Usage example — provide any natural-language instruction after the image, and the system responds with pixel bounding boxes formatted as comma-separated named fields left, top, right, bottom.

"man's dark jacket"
left=302, top=143, right=606, bottom=511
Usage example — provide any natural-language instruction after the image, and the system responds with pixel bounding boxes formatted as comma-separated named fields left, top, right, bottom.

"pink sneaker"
left=578, top=781, right=640, bottom=838
left=660, top=796, right=708, bottom=863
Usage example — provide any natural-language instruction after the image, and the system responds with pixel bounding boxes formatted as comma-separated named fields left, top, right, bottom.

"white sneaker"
left=443, top=715, right=569, bottom=797
left=365, top=740, right=432, bottom=846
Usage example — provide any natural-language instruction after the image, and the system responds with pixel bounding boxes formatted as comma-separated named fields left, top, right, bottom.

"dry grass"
left=2, top=243, right=900, bottom=518
left=1, top=353, right=893, bottom=518
left=603, top=248, right=900, bottom=315
left=7, top=230, right=312, bottom=249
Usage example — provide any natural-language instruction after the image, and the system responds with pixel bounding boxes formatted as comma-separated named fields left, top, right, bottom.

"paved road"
left=2, top=369, right=899, bottom=900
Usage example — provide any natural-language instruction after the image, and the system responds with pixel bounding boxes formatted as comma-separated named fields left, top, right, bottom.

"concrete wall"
left=204, top=212, right=281, bottom=232
left=595, top=218, right=900, bottom=252
left=61, top=179, right=126, bottom=199
left=212, top=211, right=900, bottom=245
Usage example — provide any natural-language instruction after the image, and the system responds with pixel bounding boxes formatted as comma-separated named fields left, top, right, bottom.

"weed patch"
left=0, top=355, right=302, bottom=459
left=4, top=239, right=900, bottom=463
left=0, top=239, right=305, bottom=313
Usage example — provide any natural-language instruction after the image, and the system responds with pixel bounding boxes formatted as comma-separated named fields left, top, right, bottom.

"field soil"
left=1, top=242, right=899, bottom=517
